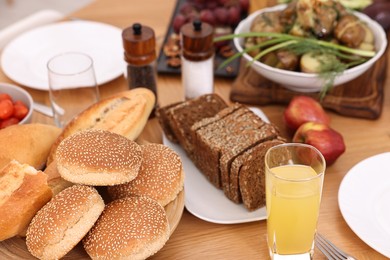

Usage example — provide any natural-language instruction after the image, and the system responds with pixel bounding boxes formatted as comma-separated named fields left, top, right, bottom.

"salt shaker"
left=181, top=20, right=214, bottom=100
left=122, top=23, right=158, bottom=106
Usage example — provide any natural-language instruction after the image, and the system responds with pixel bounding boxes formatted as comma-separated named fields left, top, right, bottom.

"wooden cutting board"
left=230, top=48, right=388, bottom=119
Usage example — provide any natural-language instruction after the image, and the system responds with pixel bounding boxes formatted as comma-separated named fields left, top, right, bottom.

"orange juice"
left=266, top=164, right=322, bottom=255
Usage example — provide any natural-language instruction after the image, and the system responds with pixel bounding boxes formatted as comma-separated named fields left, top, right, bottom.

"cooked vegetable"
left=215, top=0, right=377, bottom=97
left=278, top=0, right=373, bottom=10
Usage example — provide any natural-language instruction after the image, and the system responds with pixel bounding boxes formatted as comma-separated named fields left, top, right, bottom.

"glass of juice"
left=265, top=143, right=326, bottom=259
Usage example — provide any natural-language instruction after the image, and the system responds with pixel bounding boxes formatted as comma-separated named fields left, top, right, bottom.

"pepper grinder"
left=181, top=20, right=214, bottom=100
left=122, top=23, right=158, bottom=107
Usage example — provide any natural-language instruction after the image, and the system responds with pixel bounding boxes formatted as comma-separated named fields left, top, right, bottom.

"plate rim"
left=1, top=20, right=124, bottom=90
left=338, top=152, right=390, bottom=258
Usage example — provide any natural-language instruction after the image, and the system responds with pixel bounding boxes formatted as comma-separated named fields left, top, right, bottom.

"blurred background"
left=0, top=0, right=93, bottom=29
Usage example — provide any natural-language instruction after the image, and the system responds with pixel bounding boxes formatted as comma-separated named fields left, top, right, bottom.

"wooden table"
left=1, top=0, right=389, bottom=259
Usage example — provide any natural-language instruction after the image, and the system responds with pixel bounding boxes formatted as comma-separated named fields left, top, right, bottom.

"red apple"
left=293, top=122, right=346, bottom=165
left=284, top=96, right=330, bottom=132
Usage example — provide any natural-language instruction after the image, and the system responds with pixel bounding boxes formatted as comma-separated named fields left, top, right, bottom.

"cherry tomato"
left=0, top=117, right=19, bottom=129
left=13, top=100, right=29, bottom=119
left=0, top=99, right=14, bottom=120
left=0, top=93, right=12, bottom=101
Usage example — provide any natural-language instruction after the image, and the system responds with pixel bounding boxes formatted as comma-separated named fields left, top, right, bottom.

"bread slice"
left=155, top=101, right=182, bottom=143
left=160, top=94, right=228, bottom=156
left=239, top=139, right=285, bottom=211
left=191, top=104, right=249, bottom=188
left=220, top=122, right=281, bottom=203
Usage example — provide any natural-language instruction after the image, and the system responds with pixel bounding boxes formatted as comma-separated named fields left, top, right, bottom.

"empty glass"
left=47, top=52, right=100, bottom=128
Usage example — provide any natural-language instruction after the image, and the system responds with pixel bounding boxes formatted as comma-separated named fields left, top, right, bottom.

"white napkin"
left=0, top=9, right=64, bottom=49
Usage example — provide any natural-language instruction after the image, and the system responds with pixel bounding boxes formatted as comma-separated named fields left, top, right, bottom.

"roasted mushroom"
left=296, top=0, right=341, bottom=37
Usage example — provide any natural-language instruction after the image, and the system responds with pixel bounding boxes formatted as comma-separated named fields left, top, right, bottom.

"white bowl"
left=0, top=83, right=33, bottom=125
left=233, top=4, right=388, bottom=92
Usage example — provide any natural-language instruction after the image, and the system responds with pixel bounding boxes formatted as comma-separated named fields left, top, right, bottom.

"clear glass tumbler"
left=265, top=143, right=326, bottom=260
left=47, top=52, right=100, bottom=128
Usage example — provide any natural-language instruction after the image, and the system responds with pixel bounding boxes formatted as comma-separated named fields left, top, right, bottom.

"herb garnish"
left=214, top=32, right=375, bottom=98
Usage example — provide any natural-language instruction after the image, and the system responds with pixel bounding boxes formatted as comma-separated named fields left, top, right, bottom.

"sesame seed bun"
left=56, top=129, right=142, bottom=186
left=26, top=185, right=104, bottom=260
left=83, top=196, right=170, bottom=260
left=107, top=143, right=184, bottom=206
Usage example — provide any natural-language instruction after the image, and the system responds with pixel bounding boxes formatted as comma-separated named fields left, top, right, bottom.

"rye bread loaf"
left=219, top=122, right=280, bottom=203
left=228, top=139, right=283, bottom=211
left=191, top=105, right=250, bottom=188
left=155, top=101, right=182, bottom=143
left=238, top=139, right=285, bottom=211
left=157, top=94, right=228, bottom=156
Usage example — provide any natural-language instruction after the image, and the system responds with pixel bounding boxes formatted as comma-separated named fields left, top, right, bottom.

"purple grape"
left=214, top=7, right=229, bottom=25
left=173, top=14, right=187, bottom=34
left=200, top=9, right=216, bottom=26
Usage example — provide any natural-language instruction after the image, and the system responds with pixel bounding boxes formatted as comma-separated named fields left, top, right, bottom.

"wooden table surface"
left=1, top=0, right=389, bottom=259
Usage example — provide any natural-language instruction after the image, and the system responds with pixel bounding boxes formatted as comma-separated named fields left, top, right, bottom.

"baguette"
left=47, top=88, right=155, bottom=164
left=0, top=123, right=61, bottom=170
left=0, top=160, right=53, bottom=241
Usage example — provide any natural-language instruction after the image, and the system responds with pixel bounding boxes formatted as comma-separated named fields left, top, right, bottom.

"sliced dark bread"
left=162, top=94, right=227, bottom=156
left=155, top=101, right=182, bottom=143
left=220, top=122, right=280, bottom=203
left=191, top=104, right=248, bottom=188
left=238, top=139, right=285, bottom=211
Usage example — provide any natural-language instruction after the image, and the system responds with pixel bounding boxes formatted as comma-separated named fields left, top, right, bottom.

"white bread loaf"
left=47, top=88, right=155, bottom=164
left=0, top=123, right=61, bottom=170
left=0, top=160, right=53, bottom=241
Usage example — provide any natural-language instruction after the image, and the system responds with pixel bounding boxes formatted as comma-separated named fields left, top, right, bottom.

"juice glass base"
left=269, top=251, right=314, bottom=260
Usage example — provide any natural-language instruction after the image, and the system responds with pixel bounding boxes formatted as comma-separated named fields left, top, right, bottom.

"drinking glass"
left=47, top=52, right=100, bottom=128
left=265, top=143, right=326, bottom=259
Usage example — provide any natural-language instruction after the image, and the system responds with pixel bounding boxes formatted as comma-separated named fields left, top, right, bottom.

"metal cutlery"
left=315, top=233, right=357, bottom=260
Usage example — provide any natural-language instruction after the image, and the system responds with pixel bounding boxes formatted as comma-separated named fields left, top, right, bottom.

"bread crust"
left=107, top=143, right=184, bottom=206
left=26, top=185, right=104, bottom=260
left=47, top=88, right=155, bottom=164
left=56, top=129, right=142, bottom=186
left=0, top=123, right=61, bottom=170
left=0, top=160, right=53, bottom=241
left=83, top=196, right=170, bottom=260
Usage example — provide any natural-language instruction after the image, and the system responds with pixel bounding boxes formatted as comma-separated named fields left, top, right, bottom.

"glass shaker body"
left=122, top=23, right=158, bottom=105
left=181, top=54, right=214, bottom=99
left=126, top=61, right=158, bottom=96
left=181, top=21, right=214, bottom=100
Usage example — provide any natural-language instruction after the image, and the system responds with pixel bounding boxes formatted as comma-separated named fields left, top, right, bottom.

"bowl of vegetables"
left=0, top=83, right=33, bottom=129
left=227, top=1, right=387, bottom=95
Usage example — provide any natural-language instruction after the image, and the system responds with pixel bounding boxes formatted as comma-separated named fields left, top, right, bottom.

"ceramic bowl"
left=233, top=4, right=388, bottom=92
left=0, top=82, right=33, bottom=125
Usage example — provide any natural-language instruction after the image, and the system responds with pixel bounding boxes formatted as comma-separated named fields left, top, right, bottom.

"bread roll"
left=26, top=185, right=104, bottom=260
left=44, top=160, right=73, bottom=196
left=83, top=196, right=170, bottom=260
left=56, top=129, right=142, bottom=186
left=108, top=143, right=184, bottom=206
left=47, top=88, right=155, bottom=164
left=0, top=123, right=61, bottom=170
left=0, top=160, right=52, bottom=241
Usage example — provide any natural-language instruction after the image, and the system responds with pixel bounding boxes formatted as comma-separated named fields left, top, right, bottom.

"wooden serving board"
left=0, top=190, right=185, bottom=259
left=230, top=48, right=388, bottom=119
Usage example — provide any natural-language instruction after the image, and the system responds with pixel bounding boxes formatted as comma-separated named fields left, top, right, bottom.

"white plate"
left=1, top=20, right=125, bottom=90
left=338, top=152, right=390, bottom=258
left=162, top=107, right=268, bottom=224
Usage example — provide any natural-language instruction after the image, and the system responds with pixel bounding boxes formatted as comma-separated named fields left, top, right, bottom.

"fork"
left=315, top=233, right=357, bottom=260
